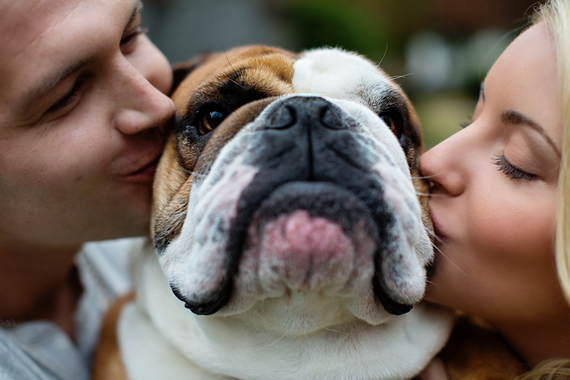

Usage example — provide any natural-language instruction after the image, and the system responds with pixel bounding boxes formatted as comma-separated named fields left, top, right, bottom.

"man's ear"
left=170, top=53, right=214, bottom=96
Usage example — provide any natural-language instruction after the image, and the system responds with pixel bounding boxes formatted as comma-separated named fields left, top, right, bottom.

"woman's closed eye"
left=492, top=154, right=538, bottom=182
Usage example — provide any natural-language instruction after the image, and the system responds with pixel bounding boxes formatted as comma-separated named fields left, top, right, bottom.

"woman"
left=0, top=0, right=175, bottom=379
left=419, top=0, right=570, bottom=378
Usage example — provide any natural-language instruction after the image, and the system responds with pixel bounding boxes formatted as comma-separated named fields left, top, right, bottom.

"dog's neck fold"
left=122, top=247, right=453, bottom=380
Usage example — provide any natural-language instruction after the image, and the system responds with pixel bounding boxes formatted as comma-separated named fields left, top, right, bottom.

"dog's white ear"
left=170, top=53, right=215, bottom=96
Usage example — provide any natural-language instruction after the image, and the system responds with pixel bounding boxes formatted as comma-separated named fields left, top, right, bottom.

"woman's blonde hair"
left=514, top=0, right=570, bottom=378
left=535, top=0, right=570, bottom=308
left=516, top=359, right=570, bottom=380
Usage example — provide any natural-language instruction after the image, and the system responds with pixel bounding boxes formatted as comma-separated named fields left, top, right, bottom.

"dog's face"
left=152, top=46, right=432, bottom=333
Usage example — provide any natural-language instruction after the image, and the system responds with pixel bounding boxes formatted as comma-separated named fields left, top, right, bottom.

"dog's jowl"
left=100, top=46, right=454, bottom=380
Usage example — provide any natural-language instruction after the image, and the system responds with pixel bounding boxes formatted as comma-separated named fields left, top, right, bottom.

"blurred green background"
left=143, top=0, right=542, bottom=148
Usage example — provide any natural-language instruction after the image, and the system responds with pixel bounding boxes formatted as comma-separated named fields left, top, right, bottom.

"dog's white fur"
left=119, top=48, right=454, bottom=380
left=120, top=245, right=452, bottom=380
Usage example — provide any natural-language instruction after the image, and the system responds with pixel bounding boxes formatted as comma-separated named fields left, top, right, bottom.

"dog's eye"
left=198, top=109, right=226, bottom=135
left=380, top=113, right=403, bottom=140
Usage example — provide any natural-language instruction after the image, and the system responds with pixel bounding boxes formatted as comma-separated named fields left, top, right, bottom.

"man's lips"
left=117, top=137, right=164, bottom=182
left=124, top=154, right=161, bottom=182
left=131, top=155, right=160, bottom=174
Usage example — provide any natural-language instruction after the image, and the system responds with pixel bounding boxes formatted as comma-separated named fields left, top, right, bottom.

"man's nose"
left=111, top=56, right=175, bottom=135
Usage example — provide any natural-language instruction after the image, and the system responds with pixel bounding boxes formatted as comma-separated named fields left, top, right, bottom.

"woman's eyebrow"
left=501, top=109, right=561, bottom=156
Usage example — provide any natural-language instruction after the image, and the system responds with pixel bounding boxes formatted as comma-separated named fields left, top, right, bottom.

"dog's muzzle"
left=164, top=96, right=427, bottom=318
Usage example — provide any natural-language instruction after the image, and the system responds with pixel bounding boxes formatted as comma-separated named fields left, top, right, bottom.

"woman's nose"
left=420, top=129, right=470, bottom=197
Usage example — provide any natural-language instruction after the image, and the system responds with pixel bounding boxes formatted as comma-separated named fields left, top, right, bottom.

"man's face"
left=0, top=0, right=175, bottom=249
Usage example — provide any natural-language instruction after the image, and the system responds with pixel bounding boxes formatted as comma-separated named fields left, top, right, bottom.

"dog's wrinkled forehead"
left=169, top=46, right=422, bottom=175
left=294, top=49, right=402, bottom=115
left=292, top=49, right=422, bottom=157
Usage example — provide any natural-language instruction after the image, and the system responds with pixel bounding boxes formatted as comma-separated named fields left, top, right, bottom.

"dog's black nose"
left=267, top=96, right=348, bottom=131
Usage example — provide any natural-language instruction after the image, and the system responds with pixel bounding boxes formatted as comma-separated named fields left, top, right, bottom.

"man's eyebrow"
left=14, top=1, right=143, bottom=118
left=501, top=110, right=561, bottom=156
left=16, top=54, right=98, bottom=117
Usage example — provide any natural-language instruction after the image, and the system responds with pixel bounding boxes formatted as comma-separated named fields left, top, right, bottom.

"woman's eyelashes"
left=492, top=154, right=538, bottom=181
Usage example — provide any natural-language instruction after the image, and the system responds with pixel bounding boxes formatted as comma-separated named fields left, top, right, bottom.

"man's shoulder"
left=80, top=237, right=146, bottom=265
left=77, top=237, right=148, bottom=299
left=0, top=322, right=87, bottom=380
left=0, top=238, right=149, bottom=380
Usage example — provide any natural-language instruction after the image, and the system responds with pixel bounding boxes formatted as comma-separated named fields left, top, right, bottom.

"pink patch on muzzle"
left=256, top=210, right=358, bottom=291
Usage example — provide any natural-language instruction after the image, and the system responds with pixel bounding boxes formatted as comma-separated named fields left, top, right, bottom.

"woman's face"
left=420, top=23, right=565, bottom=327
left=0, top=0, right=175, bottom=249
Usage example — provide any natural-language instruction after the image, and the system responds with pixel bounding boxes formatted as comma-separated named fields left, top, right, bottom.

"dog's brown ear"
left=170, top=53, right=214, bottom=96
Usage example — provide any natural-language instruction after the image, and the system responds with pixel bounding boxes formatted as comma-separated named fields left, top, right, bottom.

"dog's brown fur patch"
left=92, top=293, right=134, bottom=380
left=152, top=47, right=296, bottom=248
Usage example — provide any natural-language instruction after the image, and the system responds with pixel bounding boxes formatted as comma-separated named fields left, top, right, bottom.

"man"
left=0, top=0, right=175, bottom=378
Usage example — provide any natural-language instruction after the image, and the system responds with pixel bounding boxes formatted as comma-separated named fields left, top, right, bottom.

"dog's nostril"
left=268, top=105, right=296, bottom=129
left=320, top=106, right=347, bottom=130
left=267, top=97, right=348, bottom=131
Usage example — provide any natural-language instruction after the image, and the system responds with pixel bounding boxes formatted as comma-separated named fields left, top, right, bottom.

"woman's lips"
left=429, top=207, right=447, bottom=243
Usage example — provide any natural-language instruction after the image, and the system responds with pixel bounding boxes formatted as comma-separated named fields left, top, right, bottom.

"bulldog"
left=94, top=45, right=456, bottom=380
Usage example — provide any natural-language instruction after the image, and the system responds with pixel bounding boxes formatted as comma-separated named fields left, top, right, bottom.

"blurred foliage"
left=275, top=0, right=427, bottom=73
left=144, top=0, right=543, bottom=145
left=415, top=92, right=477, bottom=149
left=273, top=0, right=541, bottom=145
